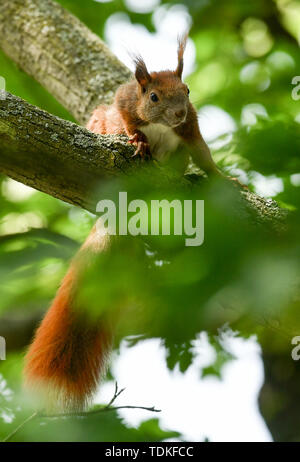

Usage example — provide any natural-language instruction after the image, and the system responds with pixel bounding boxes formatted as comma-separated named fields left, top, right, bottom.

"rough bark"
left=0, top=0, right=287, bottom=226
left=0, top=91, right=138, bottom=211
left=0, top=0, right=132, bottom=125
left=0, top=90, right=287, bottom=228
left=0, top=91, right=197, bottom=212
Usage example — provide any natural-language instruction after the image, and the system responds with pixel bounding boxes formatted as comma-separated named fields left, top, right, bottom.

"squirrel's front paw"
left=128, top=133, right=151, bottom=160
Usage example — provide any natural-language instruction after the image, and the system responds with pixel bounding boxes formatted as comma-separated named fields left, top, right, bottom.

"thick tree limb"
left=0, top=0, right=132, bottom=125
left=0, top=91, right=287, bottom=225
left=0, top=0, right=288, bottom=227
left=0, top=91, right=138, bottom=211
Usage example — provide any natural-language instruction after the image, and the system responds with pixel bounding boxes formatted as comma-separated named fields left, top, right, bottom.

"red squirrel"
left=86, top=35, right=220, bottom=175
left=24, top=36, right=223, bottom=412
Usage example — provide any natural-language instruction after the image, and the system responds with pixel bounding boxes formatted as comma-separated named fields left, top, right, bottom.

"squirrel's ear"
left=175, top=33, right=188, bottom=79
left=133, top=56, right=151, bottom=88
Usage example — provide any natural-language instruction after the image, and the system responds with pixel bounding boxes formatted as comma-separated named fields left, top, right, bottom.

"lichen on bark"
left=0, top=0, right=132, bottom=124
left=0, top=0, right=288, bottom=229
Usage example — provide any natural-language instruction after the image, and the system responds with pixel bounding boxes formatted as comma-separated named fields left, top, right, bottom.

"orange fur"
left=86, top=35, right=219, bottom=173
left=24, top=226, right=112, bottom=412
left=86, top=105, right=126, bottom=135
left=175, top=33, right=188, bottom=78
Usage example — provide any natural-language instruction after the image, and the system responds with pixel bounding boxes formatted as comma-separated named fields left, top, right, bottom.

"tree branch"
left=0, top=91, right=138, bottom=211
left=0, top=0, right=132, bottom=125
left=2, top=382, right=161, bottom=442
left=0, top=90, right=198, bottom=213
left=0, top=0, right=288, bottom=229
left=0, top=91, right=287, bottom=230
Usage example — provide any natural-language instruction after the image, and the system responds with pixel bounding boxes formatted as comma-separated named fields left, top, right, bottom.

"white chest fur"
left=140, top=123, right=181, bottom=162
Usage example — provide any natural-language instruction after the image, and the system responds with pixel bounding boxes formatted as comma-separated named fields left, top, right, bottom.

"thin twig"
left=2, top=411, right=38, bottom=443
left=2, top=383, right=161, bottom=442
left=104, top=405, right=161, bottom=413
left=103, top=382, right=126, bottom=409
left=41, top=404, right=161, bottom=419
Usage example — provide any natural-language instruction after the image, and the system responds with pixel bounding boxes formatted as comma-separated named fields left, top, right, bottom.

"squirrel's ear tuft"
left=133, top=55, right=151, bottom=88
left=175, top=33, right=188, bottom=79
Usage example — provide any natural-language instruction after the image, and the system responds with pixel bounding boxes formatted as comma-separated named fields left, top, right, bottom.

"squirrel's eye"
left=150, top=92, right=159, bottom=102
left=187, top=87, right=190, bottom=95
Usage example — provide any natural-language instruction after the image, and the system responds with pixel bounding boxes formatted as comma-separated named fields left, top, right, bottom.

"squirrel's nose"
left=175, top=109, right=186, bottom=119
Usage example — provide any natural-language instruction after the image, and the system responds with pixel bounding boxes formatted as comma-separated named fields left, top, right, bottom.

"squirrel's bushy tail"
left=24, top=225, right=112, bottom=412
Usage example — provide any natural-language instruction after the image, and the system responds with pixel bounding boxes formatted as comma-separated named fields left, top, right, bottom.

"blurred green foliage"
left=0, top=0, right=300, bottom=442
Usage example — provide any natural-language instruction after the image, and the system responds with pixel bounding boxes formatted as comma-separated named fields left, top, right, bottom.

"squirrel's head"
left=133, top=35, right=190, bottom=128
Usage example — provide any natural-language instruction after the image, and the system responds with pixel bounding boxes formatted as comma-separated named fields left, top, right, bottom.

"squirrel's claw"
left=129, top=133, right=151, bottom=160
left=128, top=134, right=138, bottom=144
left=131, top=141, right=151, bottom=159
